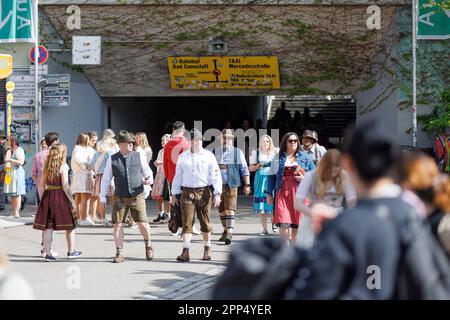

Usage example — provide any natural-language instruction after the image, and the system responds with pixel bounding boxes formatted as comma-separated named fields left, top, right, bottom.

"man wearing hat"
left=100, top=130, right=154, bottom=263
left=171, top=129, right=222, bottom=262
left=301, top=130, right=327, bottom=165
left=213, top=129, right=251, bottom=245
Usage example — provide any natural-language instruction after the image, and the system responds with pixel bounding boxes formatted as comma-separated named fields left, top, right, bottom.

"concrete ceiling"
left=42, top=4, right=400, bottom=96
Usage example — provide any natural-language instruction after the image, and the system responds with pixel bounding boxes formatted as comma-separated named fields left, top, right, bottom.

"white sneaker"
left=172, top=228, right=182, bottom=237
left=130, top=223, right=138, bottom=229
left=92, top=217, right=102, bottom=224
left=192, top=226, right=201, bottom=235
left=41, top=249, right=59, bottom=258
left=79, top=219, right=95, bottom=226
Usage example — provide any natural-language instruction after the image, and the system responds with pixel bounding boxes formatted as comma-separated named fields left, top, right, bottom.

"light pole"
left=34, top=0, right=40, bottom=156
left=412, top=0, right=418, bottom=148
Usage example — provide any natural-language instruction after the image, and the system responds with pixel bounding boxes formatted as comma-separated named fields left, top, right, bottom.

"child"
left=33, top=143, right=82, bottom=261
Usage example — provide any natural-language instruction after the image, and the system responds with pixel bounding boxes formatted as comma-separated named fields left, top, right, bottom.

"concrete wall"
left=41, top=15, right=106, bottom=154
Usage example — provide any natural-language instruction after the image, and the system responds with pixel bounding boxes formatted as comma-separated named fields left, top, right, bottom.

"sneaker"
left=44, top=255, right=56, bottom=262
left=92, top=217, right=102, bottom=224
left=79, top=219, right=95, bottom=226
left=260, top=231, right=269, bottom=236
left=153, top=214, right=164, bottom=223
left=41, top=249, right=59, bottom=258
left=102, top=220, right=113, bottom=227
left=272, top=223, right=278, bottom=233
left=67, top=250, right=82, bottom=259
left=172, top=228, right=182, bottom=237
left=130, top=223, right=138, bottom=229
left=161, top=213, right=169, bottom=223
left=192, top=225, right=201, bottom=235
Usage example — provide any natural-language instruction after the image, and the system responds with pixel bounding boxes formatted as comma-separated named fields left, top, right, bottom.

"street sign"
left=42, top=96, right=69, bottom=107
left=30, top=45, right=49, bottom=65
left=8, top=75, right=35, bottom=107
left=0, top=0, right=35, bottom=44
left=72, top=36, right=101, bottom=65
left=11, top=97, right=34, bottom=107
left=418, top=0, right=450, bottom=39
left=0, top=55, right=13, bottom=79
left=42, top=74, right=70, bottom=107
left=167, top=56, right=281, bottom=90
left=29, top=65, right=48, bottom=75
left=5, top=81, right=15, bottom=92
left=6, top=93, right=13, bottom=104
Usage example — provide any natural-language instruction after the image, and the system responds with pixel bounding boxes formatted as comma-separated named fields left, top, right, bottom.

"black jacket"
left=284, top=197, right=413, bottom=300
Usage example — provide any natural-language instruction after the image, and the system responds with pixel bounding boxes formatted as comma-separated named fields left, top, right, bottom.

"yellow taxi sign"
left=167, top=56, right=280, bottom=90
left=0, top=55, right=13, bottom=80
left=6, top=93, right=13, bottom=104
left=6, top=81, right=15, bottom=92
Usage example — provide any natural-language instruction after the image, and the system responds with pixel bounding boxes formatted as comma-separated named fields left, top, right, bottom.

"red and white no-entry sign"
left=30, top=45, right=49, bottom=65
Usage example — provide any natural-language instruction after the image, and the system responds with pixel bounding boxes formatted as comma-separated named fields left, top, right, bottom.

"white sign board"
left=8, top=75, right=36, bottom=107
left=29, top=65, right=49, bottom=75
left=72, top=36, right=101, bottom=65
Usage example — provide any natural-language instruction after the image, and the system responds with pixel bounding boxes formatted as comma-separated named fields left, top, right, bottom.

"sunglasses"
left=288, top=139, right=298, bottom=143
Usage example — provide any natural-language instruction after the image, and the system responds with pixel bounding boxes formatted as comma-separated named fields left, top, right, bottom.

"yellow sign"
left=6, top=81, right=15, bottom=92
left=0, top=55, right=13, bottom=80
left=167, top=56, right=280, bottom=90
left=6, top=93, right=13, bottom=104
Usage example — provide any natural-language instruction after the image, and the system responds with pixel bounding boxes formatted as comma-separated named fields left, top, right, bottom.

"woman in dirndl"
left=88, top=137, right=116, bottom=226
left=265, top=132, right=315, bottom=245
left=152, top=134, right=171, bottom=223
left=249, top=135, right=278, bottom=235
left=4, top=135, right=26, bottom=218
left=33, top=143, right=81, bottom=261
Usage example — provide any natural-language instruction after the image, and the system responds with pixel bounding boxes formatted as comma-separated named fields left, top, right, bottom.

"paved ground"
left=0, top=196, right=287, bottom=300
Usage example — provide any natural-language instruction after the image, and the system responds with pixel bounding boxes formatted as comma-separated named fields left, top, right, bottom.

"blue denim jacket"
left=214, top=146, right=250, bottom=188
left=265, top=150, right=315, bottom=194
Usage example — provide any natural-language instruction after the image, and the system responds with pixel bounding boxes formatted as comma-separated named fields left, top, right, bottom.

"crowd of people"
left=0, top=112, right=449, bottom=299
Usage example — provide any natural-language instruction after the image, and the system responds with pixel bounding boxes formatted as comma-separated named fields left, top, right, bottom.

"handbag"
left=168, top=197, right=182, bottom=234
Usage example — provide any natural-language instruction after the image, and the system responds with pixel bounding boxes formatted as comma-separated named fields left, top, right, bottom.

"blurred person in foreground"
left=0, top=245, right=34, bottom=299
left=397, top=151, right=450, bottom=258
left=282, top=120, right=450, bottom=299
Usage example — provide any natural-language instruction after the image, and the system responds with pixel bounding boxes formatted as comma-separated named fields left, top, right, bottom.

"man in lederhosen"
left=100, top=130, right=154, bottom=263
left=171, top=129, right=222, bottom=262
left=213, top=129, right=251, bottom=245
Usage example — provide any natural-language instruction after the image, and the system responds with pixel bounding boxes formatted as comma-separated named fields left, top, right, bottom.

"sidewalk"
left=0, top=203, right=37, bottom=229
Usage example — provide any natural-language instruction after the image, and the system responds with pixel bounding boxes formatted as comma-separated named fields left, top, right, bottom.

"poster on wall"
left=12, top=107, right=34, bottom=120
left=16, top=125, right=31, bottom=142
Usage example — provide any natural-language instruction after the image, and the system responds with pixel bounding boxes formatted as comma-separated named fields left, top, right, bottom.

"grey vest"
left=111, top=151, right=144, bottom=198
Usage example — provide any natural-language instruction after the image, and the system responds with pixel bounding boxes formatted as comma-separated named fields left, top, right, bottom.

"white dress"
left=70, top=145, right=94, bottom=194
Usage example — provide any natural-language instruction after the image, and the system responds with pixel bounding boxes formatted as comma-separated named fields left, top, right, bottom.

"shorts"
left=111, top=193, right=148, bottom=224
left=218, top=185, right=238, bottom=213
left=180, top=187, right=213, bottom=234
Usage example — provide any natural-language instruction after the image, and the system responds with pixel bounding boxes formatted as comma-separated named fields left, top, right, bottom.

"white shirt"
left=71, top=145, right=93, bottom=173
left=171, top=147, right=222, bottom=196
left=99, top=151, right=153, bottom=203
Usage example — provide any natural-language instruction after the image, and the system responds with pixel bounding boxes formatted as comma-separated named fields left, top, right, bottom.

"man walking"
left=159, top=121, right=190, bottom=224
left=171, top=129, right=222, bottom=262
left=301, top=130, right=327, bottom=165
left=100, top=130, right=154, bottom=263
left=214, top=129, right=251, bottom=245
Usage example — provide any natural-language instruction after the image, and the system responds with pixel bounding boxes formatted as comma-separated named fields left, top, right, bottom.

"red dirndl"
left=33, top=176, right=76, bottom=231
left=273, top=166, right=304, bottom=227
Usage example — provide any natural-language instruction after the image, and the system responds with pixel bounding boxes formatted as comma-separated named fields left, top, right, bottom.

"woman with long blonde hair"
left=33, top=143, right=81, bottom=261
left=295, top=148, right=357, bottom=234
left=71, top=133, right=94, bottom=225
left=249, top=135, right=278, bottom=235
left=89, top=137, right=117, bottom=226
left=135, top=132, right=153, bottom=200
